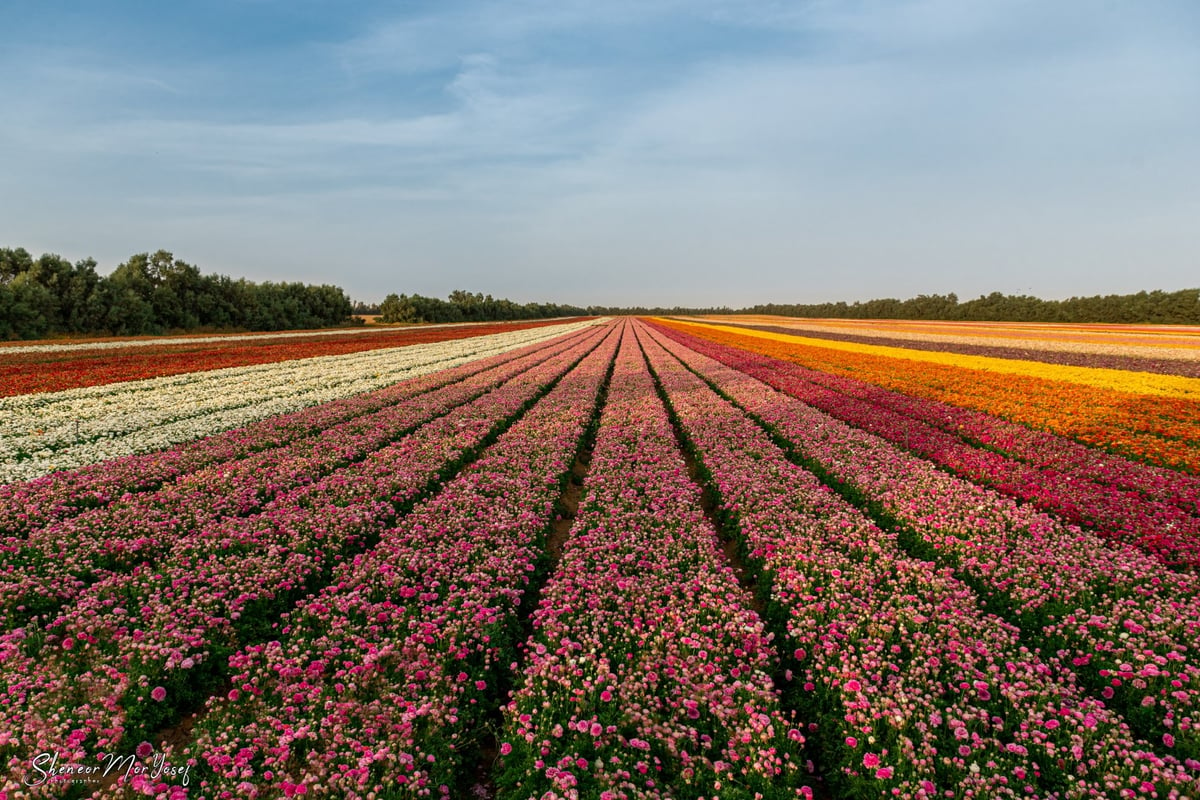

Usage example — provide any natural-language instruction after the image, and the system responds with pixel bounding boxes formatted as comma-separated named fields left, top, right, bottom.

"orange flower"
left=658, top=319, right=1200, bottom=474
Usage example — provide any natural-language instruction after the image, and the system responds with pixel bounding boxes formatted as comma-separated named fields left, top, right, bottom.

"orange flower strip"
left=658, top=318, right=1200, bottom=474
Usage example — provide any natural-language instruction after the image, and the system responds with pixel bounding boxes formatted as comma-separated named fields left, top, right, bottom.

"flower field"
left=663, top=318, right=1200, bottom=473
left=0, top=320, right=586, bottom=399
left=2, top=316, right=1199, bottom=799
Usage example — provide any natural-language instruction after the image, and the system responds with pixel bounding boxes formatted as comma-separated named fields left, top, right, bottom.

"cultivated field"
left=1, top=316, right=1198, bottom=799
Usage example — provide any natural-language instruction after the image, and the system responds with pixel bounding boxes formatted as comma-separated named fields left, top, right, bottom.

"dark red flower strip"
left=0, top=319, right=590, bottom=397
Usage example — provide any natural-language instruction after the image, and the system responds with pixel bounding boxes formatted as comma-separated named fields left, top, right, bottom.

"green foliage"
left=0, top=246, right=356, bottom=340
left=4, top=242, right=1197, bottom=339
left=743, top=288, right=1200, bottom=324
left=373, top=288, right=589, bottom=324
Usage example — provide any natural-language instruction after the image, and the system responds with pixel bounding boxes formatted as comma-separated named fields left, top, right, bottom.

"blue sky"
left=2, top=1, right=1198, bottom=307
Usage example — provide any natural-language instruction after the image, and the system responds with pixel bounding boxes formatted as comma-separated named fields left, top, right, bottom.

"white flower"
left=1, top=320, right=604, bottom=484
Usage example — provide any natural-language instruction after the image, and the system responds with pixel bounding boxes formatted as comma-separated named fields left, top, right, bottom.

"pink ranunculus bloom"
left=875, top=766, right=893, bottom=780
left=500, top=742, right=513, bottom=755
left=845, top=736, right=858, bottom=748
left=135, top=741, right=154, bottom=759
left=863, top=752, right=880, bottom=768
left=151, top=686, right=167, bottom=702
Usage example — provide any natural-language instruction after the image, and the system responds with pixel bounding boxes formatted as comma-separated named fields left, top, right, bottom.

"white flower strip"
left=0, top=319, right=604, bottom=484
left=0, top=318, right=584, bottom=355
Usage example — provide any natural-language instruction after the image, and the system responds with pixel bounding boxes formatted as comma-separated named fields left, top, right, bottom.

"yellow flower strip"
left=707, top=315, right=1200, bottom=349
left=658, top=318, right=1200, bottom=473
left=674, top=319, right=1200, bottom=398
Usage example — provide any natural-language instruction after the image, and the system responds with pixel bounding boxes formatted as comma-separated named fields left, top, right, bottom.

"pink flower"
left=875, top=766, right=893, bottom=780
left=61, top=638, right=75, bottom=651
left=863, top=752, right=880, bottom=768
left=499, top=742, right=512, bottom=756
left=844, top=679, right=862, bottom=692
left=151, top=686, right=167, bottom=702
left=600, top=690, right=613, bottom=702
left=845, top=736, right=858, bottom=748
left=135, top=742, right=154, bottom=759
left=1163, top=733, right=1176, bottom=748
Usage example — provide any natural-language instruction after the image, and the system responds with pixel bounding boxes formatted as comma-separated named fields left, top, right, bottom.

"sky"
left=1, top=1, right=1198, bottom=308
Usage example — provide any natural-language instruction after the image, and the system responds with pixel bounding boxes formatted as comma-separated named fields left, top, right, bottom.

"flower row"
left=650, top=324, right=1200, bottom=567
left=177, top=323, right=621, bottom=799
left=0, top=328, right=589, bottom=629
left=0, top=319, right=601, bottom=485
left=658, top=320, right=1200, bottom=473
left=642, top=324, right=1200, bottom=766
left=637, top=321, right=1200, bottom=797
left=0, top=326, right=615, bottom=798
left=497, top=328, right=811, bottom=798
left=0, top=319, right=584, bottom=397
left=0, top=322, right=600, bottom=536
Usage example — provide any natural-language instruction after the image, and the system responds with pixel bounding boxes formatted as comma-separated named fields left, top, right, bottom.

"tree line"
left=5, top=244, right=1198, bottom=340
left=1, top=247, right=354, bottom=340
left=743, top=290, right=1200, bottom=325
left=373, top=290, right=589, bottom=324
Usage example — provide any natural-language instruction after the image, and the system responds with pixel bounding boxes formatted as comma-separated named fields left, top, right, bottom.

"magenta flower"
left=151, top=686, right=167, bottom=702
